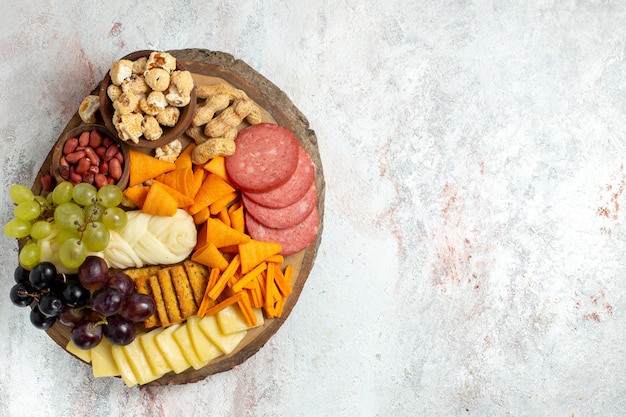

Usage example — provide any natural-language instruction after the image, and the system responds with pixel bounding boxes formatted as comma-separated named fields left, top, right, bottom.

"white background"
left=2, top=1, right=626, bottom=416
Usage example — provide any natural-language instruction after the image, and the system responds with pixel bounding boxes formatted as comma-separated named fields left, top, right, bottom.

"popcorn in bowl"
left=99, top=51, right=196, bottom=148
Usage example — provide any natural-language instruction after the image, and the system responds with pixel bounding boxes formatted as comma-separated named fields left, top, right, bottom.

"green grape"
left=4, top=219, right=32, bottom=239
left=102, top=207, right=128, bottom=230
left=9, top=184, right=34, bottom=204
left=56, top=228, right=80, bottom=244
left=34, top=195, right=50, bottom=211
left=72, top=183, right=98, bottom=206
left=54, top=202, right=85, bottom=230
left=51, top=181, right=74, bottom=205
left=14, top=200, right=42, bottom=221
left=84, top=204, right=105, bottom=223
left=59, top=238, right=86, bottom=269
left=19, top=242, right=41, bottom=269
left=30, top=220, right=53, bottom=240
left=97, top=184, right=123, bottom=208
left=82, top=222, right=110, bottom=252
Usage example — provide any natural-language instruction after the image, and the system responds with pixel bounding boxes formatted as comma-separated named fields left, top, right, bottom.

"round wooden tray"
left=30, top=49, right=325, bottom=385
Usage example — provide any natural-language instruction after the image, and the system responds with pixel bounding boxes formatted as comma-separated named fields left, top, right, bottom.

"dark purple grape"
left=120, top=293, right=156, bottom=322
left=30, top=305, right=56, bottom=330
left=28, top=262, right=57, bottom=291
left=70, top=319, right=102, bottom=350
left=38, top=292, right=65, bottom=317
left=58, top=306, right=89, bottom=326
left=14, top=265, right=30, bottom=284
left=107, top=271, right=135, bottom=296
left=77, top=256, right=109, bottom=291
left=61, top=280, right=90, bottom=308
left=103, top=314, right=136, bottom=345
left=10, top=283, right=35, bottom=307
left=91, top=286, right=124, bottom=317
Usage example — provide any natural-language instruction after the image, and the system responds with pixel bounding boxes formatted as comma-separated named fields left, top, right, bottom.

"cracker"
left=134, top=275, right=160, bottom=328
left=124, top=265, right=162, bottom=280
left=183, top=260, right=210, bottom=306
left=149, top=274, right=170, bottom=327
left=170, top=264, right=198, bottom=318
left=157, top=268, right=182, bottom=324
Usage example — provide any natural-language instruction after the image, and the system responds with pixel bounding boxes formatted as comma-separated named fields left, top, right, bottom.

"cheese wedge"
left=90, top=338, right=120, bottom=378
left=111, top=345, right=138, bottom=388
left=66, top=341, right=92, bottom=363
left=217, top=304, right=264, bottom=335
left=122, top=337, right=162, bottom=385
left=186, top=315, right=222, bottom=364
left=139, top=328, right=171, bottom=377
left=198, top=314, right=247, bottom=354
left=155, top=324, right=191, bottom=374
left=172, top=323, right=205, bottom=370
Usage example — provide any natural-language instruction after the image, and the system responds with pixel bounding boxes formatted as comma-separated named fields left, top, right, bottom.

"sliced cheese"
left=90, top=338, right=120, bottom=378
left=66, top=340, right=92, bottom=363
left=111, top=344, right=138, bottom=388
left=121, top=336, right=162, bottom=385
left=187, top=315, right=222, bottom=364
left=172, top=323, right=205, bottom=370
left=155, top=324, right=191, bottom=374
left=139, top=328, right=171, bottom=377
left=198, top=314, right=247, bottom=354
left=217, top=304, right=264, bottom=334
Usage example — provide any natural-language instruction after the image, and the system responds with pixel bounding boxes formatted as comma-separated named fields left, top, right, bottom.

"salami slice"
left=245, top=206, right=320, bottom=256
left=225, top=123, right=299, bottom=192
left=244, top=145, right=315, bottom=208
left=243, top=182, right=317, bottom=229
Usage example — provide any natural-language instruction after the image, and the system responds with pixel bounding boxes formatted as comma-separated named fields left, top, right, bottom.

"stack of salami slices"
left=225, top=123, right=320, bottom=256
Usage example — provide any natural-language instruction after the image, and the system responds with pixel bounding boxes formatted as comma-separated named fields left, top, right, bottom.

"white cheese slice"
left=198, top=314, right=247, bottom=354
left=155, top=324, right=191, bottom=374
left=186, top=315, right=222, bottom=364
left=139, top=328, right=171, bottom=377
left=111, top=344, right=137, bottom=388
left=216, top=305, right=264, bottom=334
left=121, top=337, right=162, bottom=385
left=90, top=338, right=120, bottom=378
left=172, top=323, right=205, bottom=370
left=66, top=340, right=92, bottom=363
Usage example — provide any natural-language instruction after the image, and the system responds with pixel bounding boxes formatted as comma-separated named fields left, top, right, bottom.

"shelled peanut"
left=58, top=130, right=124, bottom=189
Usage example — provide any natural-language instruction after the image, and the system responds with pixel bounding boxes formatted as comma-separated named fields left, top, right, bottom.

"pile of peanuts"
left=56, top=129, right=124, bottom=189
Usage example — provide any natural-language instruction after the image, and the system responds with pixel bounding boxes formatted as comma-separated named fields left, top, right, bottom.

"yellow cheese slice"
left=66, top=341, right=92, bottom=363
left=198, top=314, right=247, bottom=354
left=186, top=315, right=222, bottom=364
left=139, top=328, right=171, bottom=377
left=111, top=345, right=138, bottom=388
left=122, top=337, right=162, bottom=385
left=90, top=338, right=120, bottom=378
left=155, top=324, right=191, bottom=374
left=216, top=304, right=264, bottom=335
left=172, top=323, right=205, bottom=370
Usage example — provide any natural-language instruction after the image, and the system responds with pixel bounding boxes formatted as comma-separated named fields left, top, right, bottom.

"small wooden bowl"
left=51, top=124, right=130, bottom=190
left=98, top=50, right=196, bottom=149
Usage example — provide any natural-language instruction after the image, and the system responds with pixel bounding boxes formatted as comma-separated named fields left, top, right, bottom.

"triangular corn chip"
left=203, top=156, right=228, bottom=181
left=151, top=180, right=194, bottom=208
left=192, top=207, right=211, bottom=226
left=155, top=168, right=194, bottom=198
left=175, top=143, right=195, bottom=171
left=238, top=239, right=282, bottom=274
left=124, top=185, right=150, bottom=208
left=188, top=173, right=236, bottom=215
left=129, top=149, right=176, bottom=186
left=191, top=242, right=229, bottom=271
left=142, top=181, right=178, bottom=216
left=189, top=167, right=205, bottom=200
left=204, top=218, right=250, bottom=248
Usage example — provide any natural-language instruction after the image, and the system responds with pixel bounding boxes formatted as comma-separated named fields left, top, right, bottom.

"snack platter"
left=22, top=49, right=324, bottom=386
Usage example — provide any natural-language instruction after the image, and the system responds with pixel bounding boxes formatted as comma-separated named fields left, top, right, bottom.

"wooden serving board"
left=32, top=49, right=325, bottom=385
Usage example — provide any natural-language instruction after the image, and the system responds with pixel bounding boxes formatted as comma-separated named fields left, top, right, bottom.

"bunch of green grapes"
left=4, top=182, right=128, bottom=270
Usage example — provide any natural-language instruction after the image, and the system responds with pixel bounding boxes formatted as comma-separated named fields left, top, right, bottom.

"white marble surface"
left=2, top=1, right=626, bottom=416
